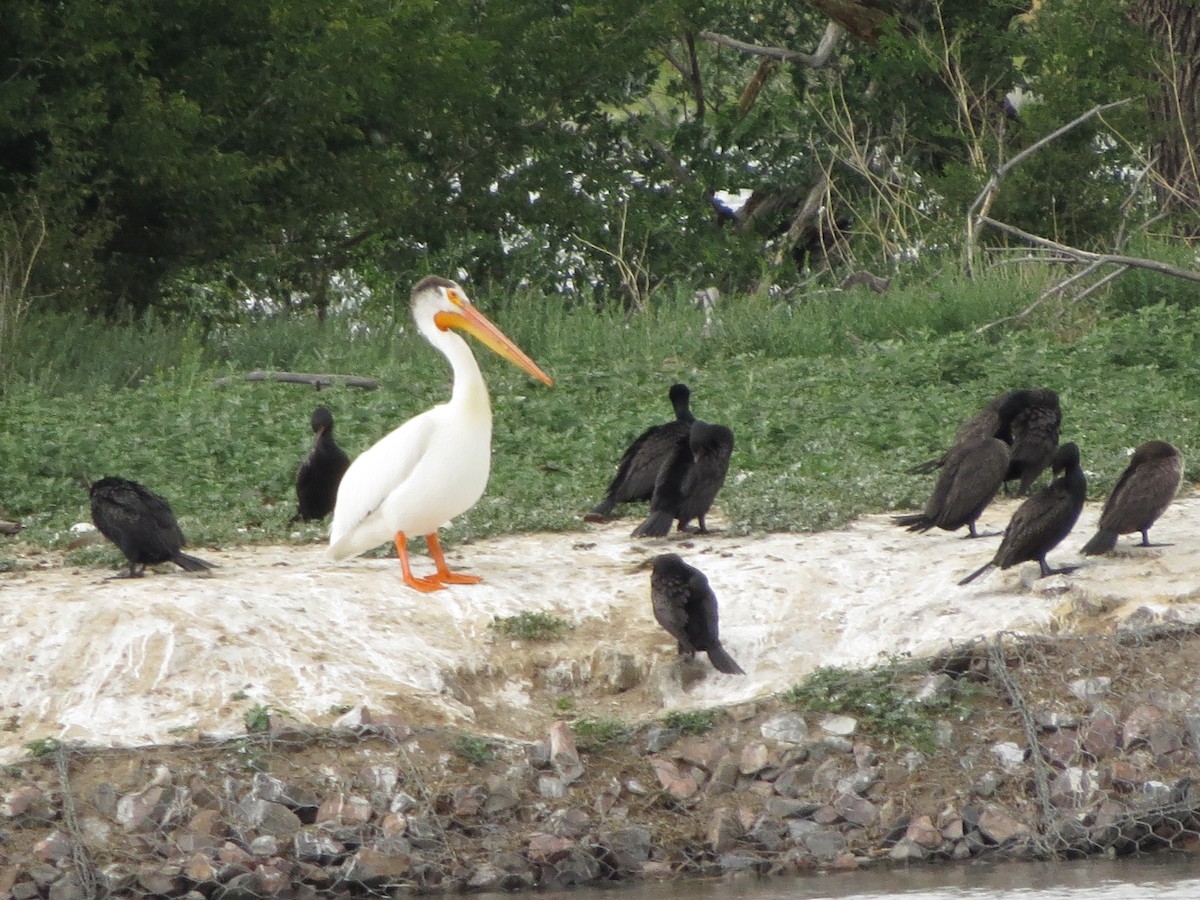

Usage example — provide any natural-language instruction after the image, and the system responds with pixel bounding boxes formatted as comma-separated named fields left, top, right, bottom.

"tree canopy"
left=1, top=0, right=1195, bottom=319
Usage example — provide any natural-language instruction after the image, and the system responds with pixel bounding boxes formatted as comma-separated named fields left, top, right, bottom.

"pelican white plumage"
left=328, top=275, right=552, bottom=591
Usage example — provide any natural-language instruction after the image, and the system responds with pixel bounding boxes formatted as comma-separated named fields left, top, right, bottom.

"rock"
left=466, top=863, right=505, bottom=891
left=538, top=775, right=567, bottom=798
left=598, top=826, right=652, bottom=873
left=1040, top=730, right=1081, bottom=767
left=820, top=715, right=857, bottom=736
left=905, top=815, right=944, bottom=849
left=2, top=784, right=45, bottom=818
left=644, top=727, right=680, bottom=753
left=342, top=846, right=411, bottom=885
left=390, top=790, right=418, bottom=814
left=1148, top=720, right=1185, bottom=758
left=833, top=791, right=878, bottom=827
left=717, top=853, right=765, bottom=874
left=33, top=830, right=72, bottom=864
left=739, top=742, right=772, bottom=776
left=451, top=785, right=486, bottom=818
left=546, top=806, right=591, bottom=838
left=549, top=720, right=584, bottom=784
left=772, top=764, right=813, bottom=799
left=591, top=647, right=644, bottom=691
left=527, top=833, right=574, bottom=864
left=811, top=757, right=848, bottom=791
left=135, top=865, right=183, bottom=896
left=746, top=817, right=787, bottom=851
left=483, top=774, right=521, bottom=814
left=294, top=827, right=345, bottom=863
left=888, top=837, right=927, bottom=861
left=707, top=756, right=740, bottom=795
left=802, top=828, right=846, bottom=860
left=674, top=737, right=728, bottom=771
left=914, top=674, right=954, bottom=701
left=766, top=797, right=818, bottom=819
left=990, top=741, right=1026, bottom=771
left=761, top=713, right=809, bottom=744
left=1122, top=704, right=1163, bottom=747
left=236, top=798, right=302, bottom=837
left=977, top=804, right=1030, bottom=843
left=550, top=848, right=601, bottom=886
left=116, top=783, right=172, bottom=831
left=1069, top=677, right=1111, bottom=704
left=707, top=808, right=742, bottom=853
left=315, top=793, right=372, bottom=826
left=651, top=757, right=699, bottom=800
left=251, top=772, right=318, bottom=810
left=47, top=876, right=88, bottom=900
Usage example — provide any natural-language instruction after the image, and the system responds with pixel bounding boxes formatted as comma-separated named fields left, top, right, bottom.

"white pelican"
left=328, top=275, right=553, bottom=592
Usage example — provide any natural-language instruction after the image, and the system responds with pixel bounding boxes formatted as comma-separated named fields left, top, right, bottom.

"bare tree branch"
left=699, top=22, right=844, bottom=68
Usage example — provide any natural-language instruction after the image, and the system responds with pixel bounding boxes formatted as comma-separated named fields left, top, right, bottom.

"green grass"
left=570, top=716, right=631, bottom=751
left=490, top=611, right=573, bottom=642
left=2, top=265, right=1199, bottom=563
left=452, top=735, right=495, bottom=766
left=661, top=709, right=720, bottom=736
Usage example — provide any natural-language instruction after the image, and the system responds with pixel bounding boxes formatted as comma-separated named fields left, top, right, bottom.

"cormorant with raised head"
left=292, top=406, right=351, bottom=523
left=632, top=420, right=734, bottom=537
left=959, top=442, right=1086, bottom=585
left=586, top=383, right=694, bottom=522
left=650, top=553, right=744, bottom=675
left=893, top=438, right=1010, bottom=537
left=1081, top=440, right=1183, bottom=555
left=89, top=476, right=214, bottom=577
left=1004, top=388, right=1061, bottom=495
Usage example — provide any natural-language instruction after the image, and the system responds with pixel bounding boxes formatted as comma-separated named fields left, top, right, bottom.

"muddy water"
left=2, top=495, right=1198, bottom=759
left=483, top=857, right=1200, bottom=899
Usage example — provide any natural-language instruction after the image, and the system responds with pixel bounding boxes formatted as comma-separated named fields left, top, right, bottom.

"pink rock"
left=1, top=784, right=44, bottom=817
left=549, top=721, right=584, bottom=784
left=977, top=804, right=1029, bottom=843
left=651, top=758, right=699, bottom=800
left=1082, top=714, right=1119, bottom=758
left=527, top=833, right=574, bottom=863
left=905, top=815, right=943, bottom=849
left=33, top=830, right=72, bottom=863
left=675, top=738, right=728, bottom=772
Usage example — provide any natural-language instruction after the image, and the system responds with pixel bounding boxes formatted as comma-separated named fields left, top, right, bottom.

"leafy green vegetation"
left=661, top=709, right=720, bottom=736
left=490, top=611, right=573, bottom=642
left=571, top=717, right=632, bottom=751
left=23, top=738, right=63, bottom=759
left=452, top=736, right=496, bottom=767
left=1, top=266, right=1197, bottom=567
left=243, top=704, right=273, bottom=734
left=784, top=661, right=981, bottom=751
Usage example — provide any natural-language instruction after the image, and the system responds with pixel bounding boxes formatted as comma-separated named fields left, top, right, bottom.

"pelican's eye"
left=446, top=288, right=465, bottom=307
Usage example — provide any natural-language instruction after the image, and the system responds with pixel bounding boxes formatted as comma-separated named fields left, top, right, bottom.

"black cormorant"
left=292, top=406, right=351, bottom=523
left=632, top=420, right=734, bottom=537
left=1004, top=388, right=1061, bottom=495
left=89, top=477, right=214, bottom=577
left=959, top=442, right=1086, bottom=585
left=893, top=438, right=1010, bottom=537
left=1081, top=440, right=1183, bottom=555
left=650, top=553, right=744, bottom=675
left=586, top=384, right=694, bottom=522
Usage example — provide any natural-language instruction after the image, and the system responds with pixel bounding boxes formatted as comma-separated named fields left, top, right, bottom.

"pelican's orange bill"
left=435, top=294, right=553, bottom=386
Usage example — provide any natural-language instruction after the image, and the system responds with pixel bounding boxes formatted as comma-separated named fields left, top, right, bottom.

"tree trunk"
left=1133, top=0, right=1200, bottom=227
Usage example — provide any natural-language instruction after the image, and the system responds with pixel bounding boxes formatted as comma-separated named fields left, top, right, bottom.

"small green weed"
left=230, top=689, right=249, bottom=701
left=662, top=709, right=720, bottom=735
left=452, top=735, right=495, bottom=766
left=232, top=737, right=268, bottom=772
left=24, top=738, right=62, bottom=758
left=554, top=697, right=576, bottom=713
left=243, top=703, right=272, bottom=734
left=328, top=703, right=354, bottom=715
left=785, top=662, right=974, bottom=751
left=0, top=558, right=15, bottom=573
left=490, top=611, right=572, bottom=641
left=571, top=716, right=631, bottom=751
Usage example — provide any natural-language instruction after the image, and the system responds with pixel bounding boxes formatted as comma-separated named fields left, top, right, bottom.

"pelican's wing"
left=328, top=409, right=437, bottom=553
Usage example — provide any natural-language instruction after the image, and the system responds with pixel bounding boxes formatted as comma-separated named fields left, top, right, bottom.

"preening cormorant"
left=1004, top=388, right=1061, bottom=495
left=908, top=388, right=1061, bottom=496
left=1081, top=440, right=1183, bottom=555
left=292, top=406, right=351, bottom=523
left=586, top=384, right=694, bottom=522
left=327, top=276, right=552, bottom=593
left=0, top=518, right=20, bottom=536
left=893, top=437, right=1010, bottom=537
left=650, top=553, right=744, bottom=675
left=632, top=420, right=734, bottom=538
left=959, top=442, right=1086, bottom=585
left=89, top=477, right=214, bottom=577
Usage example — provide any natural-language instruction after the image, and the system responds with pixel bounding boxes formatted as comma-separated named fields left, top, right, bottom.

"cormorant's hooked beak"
left=435, top=291, right=553, bottom=386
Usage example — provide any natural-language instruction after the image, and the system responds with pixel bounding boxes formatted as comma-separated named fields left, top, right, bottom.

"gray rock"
left=294, top=827, right=345, bottom=863
left=888, top=837, right=927, bottom=861
left=760, top=713, right=809, bottom=744
left=766, top=797, right=819, bottom=819
left=802, top=828, right=847, bottom=860
left=708, top=757, right=740, bottom=795
left=707, top=808, right=742, bottom=853
left=598, top=825, right=652, bottom=873
left=820, top=715, right=857, bottom=736
left=833, top=791, right=878, bottom=827
left=251, top=772, right=318, bottom=809
left=745, top=817, right=786, bottom=851
left=236, top=798, right=301, bottom=837
left=1069, top=676, right=1111, bottom=705
left=717, top=853, right=766, bottom=874
left=914, top=674, right=954, bottom=702
left=990, top=741, right=1026, bottom=771
left=389, top=790, right=418, bottom=814
left=786, top=819, right=821, bottom=842
left=550, top=848, right=601, bottom=886
left=644, top=727, right=680, bottom=753
left=538, top=775, right=567, bottom=798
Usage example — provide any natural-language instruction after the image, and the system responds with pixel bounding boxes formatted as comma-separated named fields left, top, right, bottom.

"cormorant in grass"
left=0, top=518, right=20, bottom=536
left=632, top=420, right=734, bottom=537
left=586, top=384, right=694, bottom=522
left=959, top=442, right=1086, bottom=585
left=908, top=388, right=1060, bottom=495
left=893, top=438, right=1010, bottom=537
left=89, top=476, right=214, bottom=577
left=1004, top=388, right=1062, bottom=495
left=292, top=406, right=351, bottom=523
left=650, top=553, right=744, bottom=675
left=1081, top=440, right=1183, bottom=555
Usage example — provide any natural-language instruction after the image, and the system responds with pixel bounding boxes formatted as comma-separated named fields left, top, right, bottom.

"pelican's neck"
left=434, top=328, right=491, bottom=415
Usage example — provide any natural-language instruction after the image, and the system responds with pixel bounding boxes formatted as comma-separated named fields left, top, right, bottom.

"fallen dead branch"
left=212, top=370, right=379, bottom=390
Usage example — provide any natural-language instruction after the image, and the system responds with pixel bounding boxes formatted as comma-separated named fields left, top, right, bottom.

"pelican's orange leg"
left=395, top=533, right=444, bottom=592
left=426, top=533, right=482, bottom=585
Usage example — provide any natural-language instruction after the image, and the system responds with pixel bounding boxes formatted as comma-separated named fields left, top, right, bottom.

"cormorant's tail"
left=906, top=457, right=942, bottom=475
left=173, top=552, right=216, bottom=573
left=1081, top=529, right=1118, bottom=556
left=891, top=513, right=933, bottom=533
left=958, top=560, right=994, bottom=586
left=707, top=644, right=745, bottom=675
left=632, top=511, right=674, bottom=538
